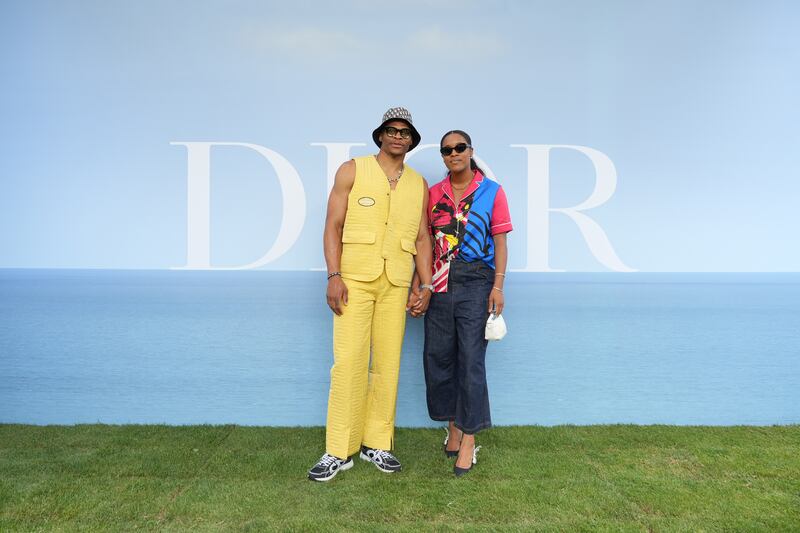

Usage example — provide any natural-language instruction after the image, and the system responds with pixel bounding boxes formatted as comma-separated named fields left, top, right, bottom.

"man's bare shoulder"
left=333, top=159, right=357, bottom=190
left=339, top=158, right=356, bottom=174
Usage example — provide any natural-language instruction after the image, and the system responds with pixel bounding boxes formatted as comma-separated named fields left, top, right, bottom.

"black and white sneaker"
left=307, top=453, right=353, bottom=482
left=359, top=445, right=402, bottom=473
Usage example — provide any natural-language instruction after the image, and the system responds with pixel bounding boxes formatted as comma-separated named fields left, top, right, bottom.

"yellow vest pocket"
left=342, top=230, right=376, bottom=244
left=400, top=239, right=417, bottom=255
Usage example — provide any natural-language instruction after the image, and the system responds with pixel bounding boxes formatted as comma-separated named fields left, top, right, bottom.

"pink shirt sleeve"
left=427, top=185, right=439, bottom=235
left=490, top=186, right=513, bottom=235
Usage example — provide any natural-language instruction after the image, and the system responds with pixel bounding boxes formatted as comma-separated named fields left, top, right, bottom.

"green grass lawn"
left=1, top=425, right=798, bottom=532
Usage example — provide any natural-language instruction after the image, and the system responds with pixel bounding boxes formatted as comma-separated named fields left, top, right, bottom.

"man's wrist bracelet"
left=327, top=272, right=341, bottom=280
left=419, top=283, right=434, bottom=292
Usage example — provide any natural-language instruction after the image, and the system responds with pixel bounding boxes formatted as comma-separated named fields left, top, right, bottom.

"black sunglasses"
left=440, top=143, right=471, bottom=156
left=384, top=126, right=412, bottom=139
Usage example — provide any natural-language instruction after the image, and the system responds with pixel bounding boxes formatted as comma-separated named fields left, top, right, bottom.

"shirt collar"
left=442, top=170, right=484, bottom=204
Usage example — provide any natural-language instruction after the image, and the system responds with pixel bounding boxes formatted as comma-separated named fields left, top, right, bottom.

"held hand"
left=326, top=276, right=348, bottom=316
left=406, top=287, right=421, bottom=313
left=411, top=289, right=432, bottom=317
left=488, top=289, right=504, bottom=315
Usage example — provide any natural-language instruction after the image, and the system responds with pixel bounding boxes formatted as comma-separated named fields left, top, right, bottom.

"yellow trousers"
left=326, top=271, right=408, bottom=459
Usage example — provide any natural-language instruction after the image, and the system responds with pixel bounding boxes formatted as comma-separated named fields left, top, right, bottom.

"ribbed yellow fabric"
left=340, top=156, right=423, bottom=287
left=326, top=272, right=408, bottom=458
left=326, top=156, right=424, bottom=458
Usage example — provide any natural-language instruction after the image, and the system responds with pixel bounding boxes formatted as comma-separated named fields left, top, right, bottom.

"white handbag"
left=484, top=312, right=507, bottom=341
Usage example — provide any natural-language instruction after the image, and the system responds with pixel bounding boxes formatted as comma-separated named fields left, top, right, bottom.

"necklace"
left=450, top=178, right=471, bottom=191
left=375, top=155, right=403, bottom=183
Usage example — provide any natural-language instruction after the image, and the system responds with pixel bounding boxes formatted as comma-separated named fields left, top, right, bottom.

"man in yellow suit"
left=308, top=107, right=433, bottom=481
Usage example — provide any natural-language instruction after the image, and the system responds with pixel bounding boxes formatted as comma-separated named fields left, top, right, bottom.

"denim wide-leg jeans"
left=423, top=259, right=494, bottom=434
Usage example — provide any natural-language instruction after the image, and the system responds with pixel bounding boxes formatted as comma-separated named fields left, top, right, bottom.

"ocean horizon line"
left=2, top=267, right=800, bottom=274
left=2, top=269, right=800, bottom=286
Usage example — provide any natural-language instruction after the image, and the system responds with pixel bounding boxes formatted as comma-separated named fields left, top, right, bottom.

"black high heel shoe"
left=453, top=445, right=481, bottom=477
left=443, top=427, right=460, bottom=458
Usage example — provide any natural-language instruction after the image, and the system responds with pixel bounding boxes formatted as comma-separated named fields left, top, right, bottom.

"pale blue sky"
left=1, top=0, right=798, bottom=270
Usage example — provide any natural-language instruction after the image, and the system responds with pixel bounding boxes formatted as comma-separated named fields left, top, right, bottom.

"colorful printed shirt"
left=428, top=170, right=513, bottom=292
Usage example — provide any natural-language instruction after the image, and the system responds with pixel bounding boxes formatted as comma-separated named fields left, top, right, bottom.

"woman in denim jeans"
left=410, top=130, right=513, bottom=476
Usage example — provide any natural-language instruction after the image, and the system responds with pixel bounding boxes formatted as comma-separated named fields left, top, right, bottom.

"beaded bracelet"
left=327, top=272, right=341, bottom=280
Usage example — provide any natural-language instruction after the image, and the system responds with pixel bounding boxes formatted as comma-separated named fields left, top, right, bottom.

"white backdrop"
left=2, top=0, right=799, bottom=272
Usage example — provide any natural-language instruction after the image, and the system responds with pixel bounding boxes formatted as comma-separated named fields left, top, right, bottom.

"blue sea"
left=1, top=270, right=798, bottom=426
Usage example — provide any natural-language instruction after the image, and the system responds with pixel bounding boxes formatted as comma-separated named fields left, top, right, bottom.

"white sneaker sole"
left=309, top=458, right=353, bottom=482
left=359, top=451, right=400, bottom=473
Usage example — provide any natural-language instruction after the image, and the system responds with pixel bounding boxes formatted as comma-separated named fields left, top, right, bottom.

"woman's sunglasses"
left=440, top=143, right=471, bottom=156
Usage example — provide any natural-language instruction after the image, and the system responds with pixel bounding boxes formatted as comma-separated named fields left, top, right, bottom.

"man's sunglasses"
left=384, top=126, right=412, bottom=139
left=440, top=143, right=471, bottom=156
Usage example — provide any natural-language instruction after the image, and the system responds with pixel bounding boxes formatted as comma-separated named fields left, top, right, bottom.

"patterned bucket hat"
left=372, top=107, right=421, bottom=151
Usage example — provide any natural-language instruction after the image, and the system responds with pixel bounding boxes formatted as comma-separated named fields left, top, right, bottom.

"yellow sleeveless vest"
left=340, top=156, right=424, bottom=287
